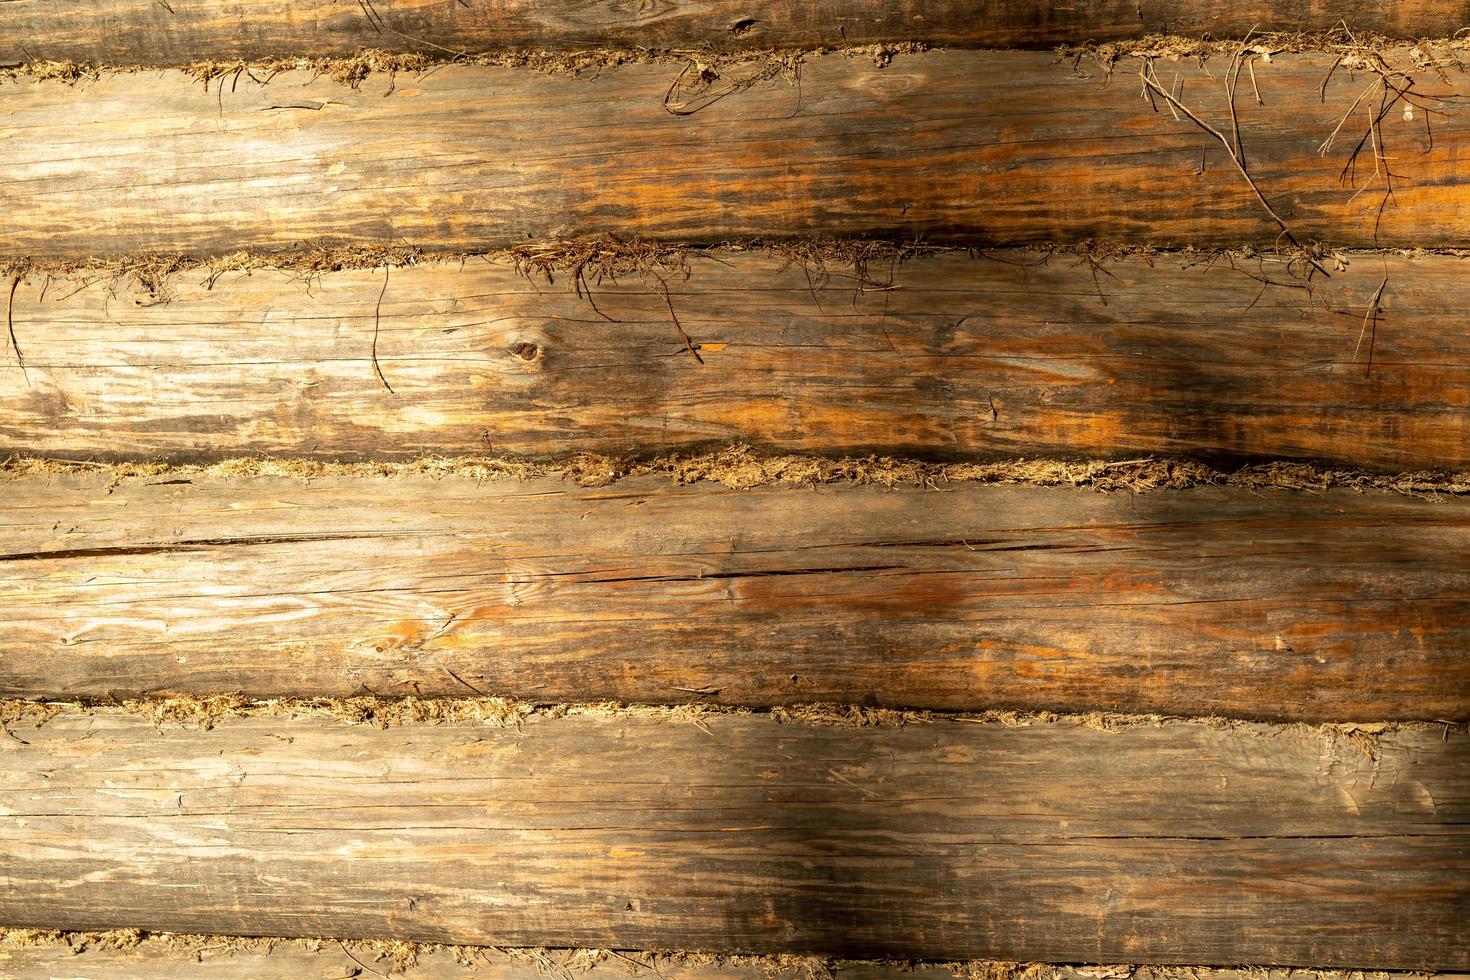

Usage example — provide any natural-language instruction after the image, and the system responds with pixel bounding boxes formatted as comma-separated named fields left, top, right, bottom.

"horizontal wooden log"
left=2, top=49, right=1466, bottom=256
left=3, top=0, right=1463, bottom=63
left=4, top=251, right=1469, bottom=468
left=0, top=944, right=1453, bottom=980
left=1, top=710, right=1465, bottom=965
left=3, top=472, right=1467, bottom=720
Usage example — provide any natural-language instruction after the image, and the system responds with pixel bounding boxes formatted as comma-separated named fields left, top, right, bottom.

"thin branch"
left=6, top=275, right=30, bottom=388
left=610, top=951, right=669, bottom=980
left=1137, top=59, right=1328, bottom=277
left=1247, top=56, right=1264, bottom=105
left=356, top=0, right=384, bottom=32
left=654, top=273, right=704, bottom=364
left=337, top=941, right=390, bottom=979
left=371, top=264, right=395, bottom=393
left=570, top=261, right=618, bottom=322
left=1225, top=45, right=1248, bottom=161
left=1318, top=79, right=1378, bottom=155
left=1353, top=275, right=1388, bottom=378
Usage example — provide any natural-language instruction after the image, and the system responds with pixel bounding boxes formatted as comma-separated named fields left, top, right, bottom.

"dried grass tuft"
left=0, top=59, right=97, bottom=82
left=0, top=927, right=146, bottom=953
left=956, top=709, right=1171, bottom=732
left=102, top=693, right=539, bottom=732
left=1, top=242, right=426, bottom=306
left=848, top=42, right=931, bottom=68
left=950, top=964, right=1058, bottom=980
left=771, top=703, right=923, bottom=727
left=0, top=699, right=63, bottom=729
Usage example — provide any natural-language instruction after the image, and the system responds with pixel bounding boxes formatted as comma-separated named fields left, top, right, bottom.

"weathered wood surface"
left=1, top=711, right=1465, bottom=966
left=3, top=473, right=1467, bottom=720
left=3, top=0, right=1463, bottom=62
left=3, top=50, right=1466, bottom=256
left=5, top=252, right=1469, bottom=468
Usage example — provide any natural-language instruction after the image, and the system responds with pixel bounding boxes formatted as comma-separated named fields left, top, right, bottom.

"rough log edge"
left=0, top=927, right=1459, bottom=980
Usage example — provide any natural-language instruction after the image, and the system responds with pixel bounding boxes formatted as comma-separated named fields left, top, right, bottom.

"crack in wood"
left=585, top=564, right=906, bottom=584
left=0, top=532, right=380, bottom=562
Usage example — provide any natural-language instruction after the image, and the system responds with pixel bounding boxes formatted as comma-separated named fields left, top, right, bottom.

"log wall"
left=2, top=2, right=1467, bottom=972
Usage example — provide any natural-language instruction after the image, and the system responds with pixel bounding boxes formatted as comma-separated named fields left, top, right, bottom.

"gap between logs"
left=5, top=449, right=1470, bottom=497
left=0, top=696, right=1459, bottom=753
left=0, top=928, right=1455, bottom=980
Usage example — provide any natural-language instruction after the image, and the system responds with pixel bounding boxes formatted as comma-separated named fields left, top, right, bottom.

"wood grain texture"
left=1, top=711, right=1465, bottom=966
left=3, top=473, right=1467, bottom=720
left=3, top=0, right=1465, bottom=62
left=5, top=252, right=1469, bottom=468
left=2, top=50, right=1467, bottom=256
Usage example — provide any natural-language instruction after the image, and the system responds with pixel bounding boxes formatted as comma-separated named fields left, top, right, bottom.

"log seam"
left=1, top=698, right=1459, bottom=745
left=6, top=242, right=1470, bottom=283
left=0, top=928, right=1458, bottom=979
left=3, top=30, right=1466, bottom=81
left=3, top=42, right=917, bottom=84
left=6, top=450, right=1469, bottom=495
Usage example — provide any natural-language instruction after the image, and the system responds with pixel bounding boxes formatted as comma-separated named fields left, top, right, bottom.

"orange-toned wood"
left=1, top=50, right=1465, bottom=255
left=3, top=471, right=1466, bottom=720
left=4, top=252, right=1467, bottom=469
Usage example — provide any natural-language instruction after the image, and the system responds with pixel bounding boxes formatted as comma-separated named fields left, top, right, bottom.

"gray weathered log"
left=0, top=710, right=1465, bottom=966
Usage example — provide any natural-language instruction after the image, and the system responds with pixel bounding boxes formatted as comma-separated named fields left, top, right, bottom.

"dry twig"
left=1134, top=37, right=1329, bottom=278
left=5, top=274, right=29, bottom=387
left=371, top=264, right=395, bottom=393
